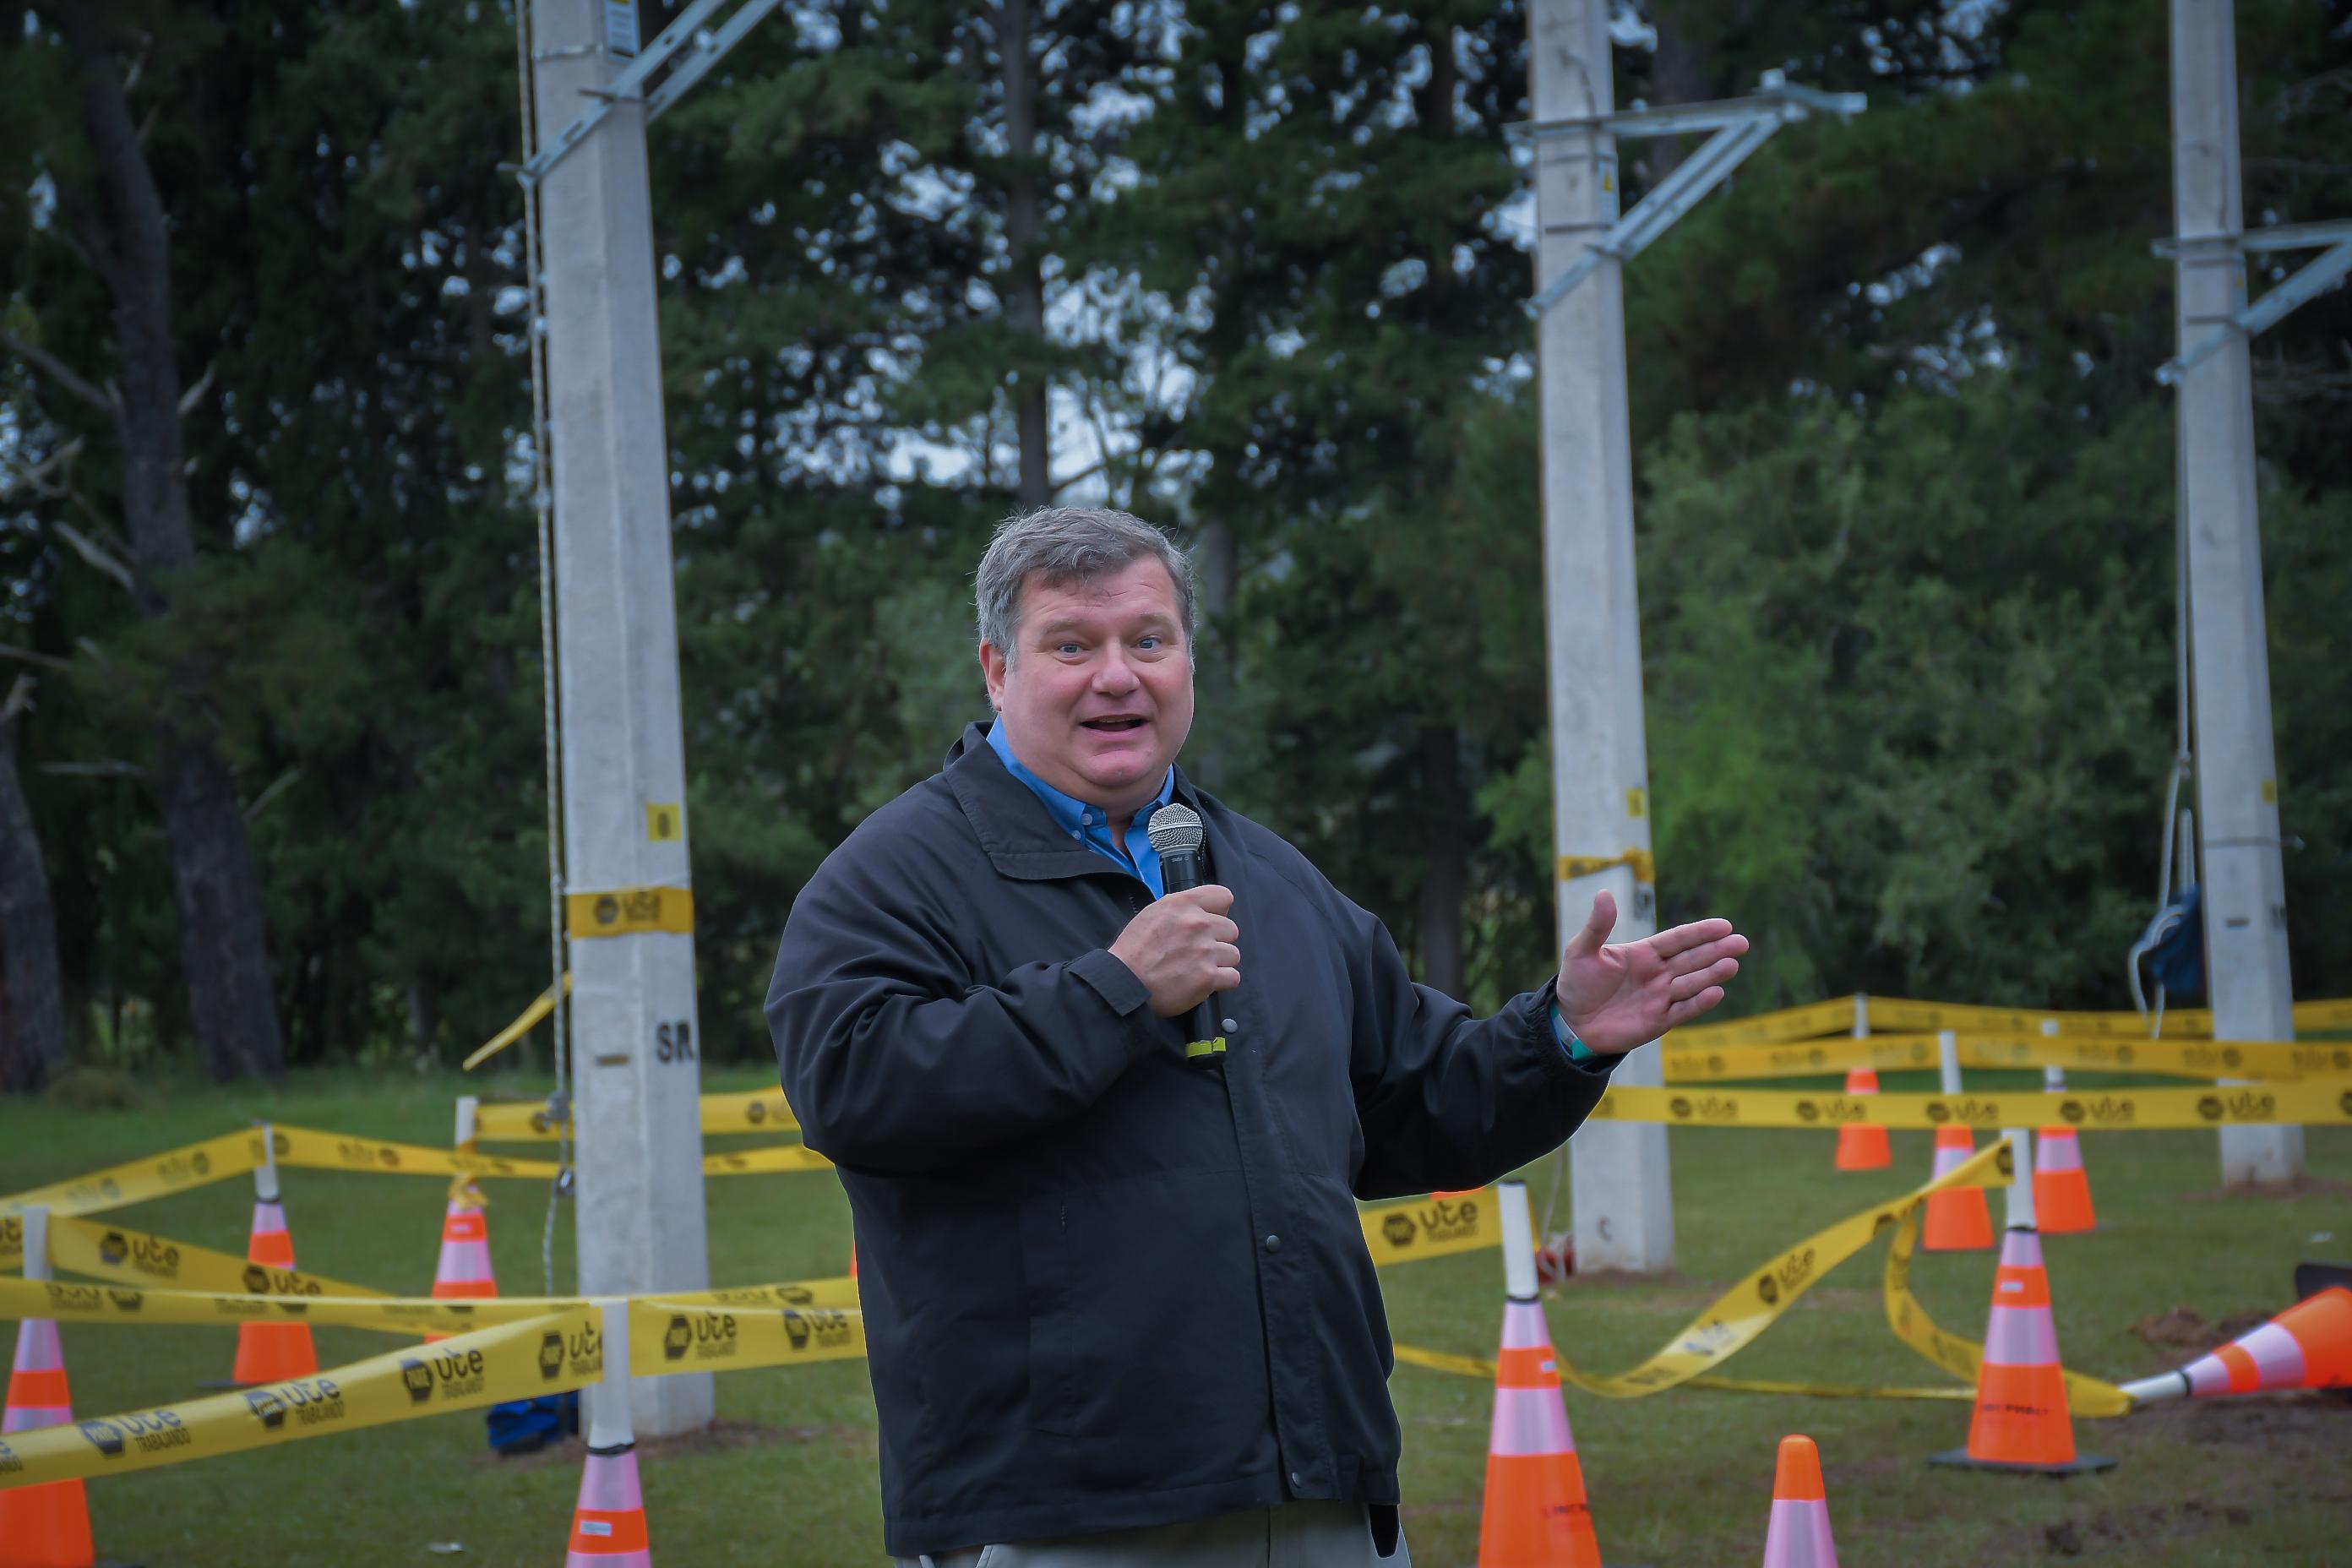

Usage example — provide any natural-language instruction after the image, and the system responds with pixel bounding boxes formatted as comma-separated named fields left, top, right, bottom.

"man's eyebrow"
left=1032, top=612, right=1179, bottom=639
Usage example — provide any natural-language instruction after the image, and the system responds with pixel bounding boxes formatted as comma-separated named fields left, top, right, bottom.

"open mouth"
left=1081, top=716, right=1148, bottom=733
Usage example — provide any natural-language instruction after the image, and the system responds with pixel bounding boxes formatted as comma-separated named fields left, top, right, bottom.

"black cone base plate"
left=1930, top=1448, right=2117, bottom=1476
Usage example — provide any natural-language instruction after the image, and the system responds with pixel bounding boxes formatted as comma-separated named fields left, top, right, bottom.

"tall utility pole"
left=1529, top=0, right=1674, bottom=1272
left=531, top=0, right=715, bottom=1433
left=2168, top=0, right=2301, bottom=1185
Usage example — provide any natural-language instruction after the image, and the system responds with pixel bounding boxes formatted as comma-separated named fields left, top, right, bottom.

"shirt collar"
left=986, top=719, right=1175, bottom=835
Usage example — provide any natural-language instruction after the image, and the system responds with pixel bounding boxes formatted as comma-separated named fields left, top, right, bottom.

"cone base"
left=1929, top=1448, right=2115, bottom=1476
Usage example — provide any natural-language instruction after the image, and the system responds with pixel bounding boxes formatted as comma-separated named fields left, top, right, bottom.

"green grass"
left=3, top=1067, right=2347, bottom=1565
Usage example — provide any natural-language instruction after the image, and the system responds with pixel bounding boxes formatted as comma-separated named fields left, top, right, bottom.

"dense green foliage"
left=1, top=0, right=2345, bottom=1075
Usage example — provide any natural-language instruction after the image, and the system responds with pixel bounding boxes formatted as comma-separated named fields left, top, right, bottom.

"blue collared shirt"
left=987, top=721, right=1177, bottom=897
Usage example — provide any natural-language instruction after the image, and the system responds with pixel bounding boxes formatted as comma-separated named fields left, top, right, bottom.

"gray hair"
left=974, top=506, right=1196, bottom=663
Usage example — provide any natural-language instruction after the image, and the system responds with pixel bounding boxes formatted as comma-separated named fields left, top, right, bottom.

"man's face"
left=980, top=555, right=1195, bottom=817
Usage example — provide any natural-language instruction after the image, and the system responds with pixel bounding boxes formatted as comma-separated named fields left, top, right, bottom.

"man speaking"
left=767, top=507, right=1746, bottom=1567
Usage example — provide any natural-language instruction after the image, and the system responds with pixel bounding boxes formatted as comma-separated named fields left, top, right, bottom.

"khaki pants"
left=896, top=1501, right=1410, bottom=1568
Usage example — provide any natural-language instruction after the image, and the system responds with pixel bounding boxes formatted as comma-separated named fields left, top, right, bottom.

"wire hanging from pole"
left=515, top=0, right=571, bottom=1299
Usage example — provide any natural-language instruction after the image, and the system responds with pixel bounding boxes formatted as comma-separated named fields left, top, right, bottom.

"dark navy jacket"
left=766, top=724, right=1614, bottom=1555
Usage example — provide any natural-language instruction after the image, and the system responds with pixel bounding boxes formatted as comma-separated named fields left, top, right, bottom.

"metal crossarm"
left=2155, top=221, right=2352, bottom=385
left=1519, top=80, right=1867, bottom=318
left=519, top=0, right=785, bottom=187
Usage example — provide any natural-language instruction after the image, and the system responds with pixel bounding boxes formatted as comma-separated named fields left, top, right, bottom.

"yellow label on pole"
left=565, top=885, right=694, bottom=938
left=646, top=803, right=683, bottom=841
left=1556, top=848, right=1656, bottom=885
left=1625, top=787, right=1647, bottom=819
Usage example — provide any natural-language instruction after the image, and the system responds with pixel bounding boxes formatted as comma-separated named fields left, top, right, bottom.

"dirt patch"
left=471, top=1418, right=852, bottom=1470
left=2178, top=1173, right=2352, bottom=1202
left=2129, top=1305, right=2270, bottom=1352
left=2038, top=1498, right=2254, bottom=1558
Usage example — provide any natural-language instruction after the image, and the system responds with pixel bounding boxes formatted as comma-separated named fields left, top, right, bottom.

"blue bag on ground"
left=487, top=1391, right=579, bottom=1456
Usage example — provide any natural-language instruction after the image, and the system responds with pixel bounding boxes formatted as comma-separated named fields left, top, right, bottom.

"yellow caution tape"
left=265, top=1124, right=560, bottom=1180
left=1863, top=998, right=2215, bottom=1037
left=702, top=1144, right=834, bottom=1176
left=1386, top=1143, right=2125, bottom=1411
left=0, top=1293, right=876, bottom=1492
left=1556, top=848, right=1655, bottom=885
left=700, top=1091, right=801, bottom=1137
left=0, top=1131, right=258, bottom=1228
left=2293, top=997, right=2352, bottom=1031
left=475, top=1089, right=805, bottom=1141
left=0, top=1270, right=863, bottom=1339
left=1669, top=998, right=1861, bottom=1050
left=1358, top=1189, right=1500, bottom=1266
left=44, top=1217, right=389, bottom=1300
left=629, top=1298, right=867, bottom=1375
left=565, top=886, right=694, bottom=939
left=1587, top=1082, right=2352, bottom=1131
left=1387, top=1345, right=1974, bottom=1404
left=0, top=1304, right=603, bottom=1490
left=471, top=1099, right=568, bottom=1141
left=462, top=972, right=571, bottom=1072
left=1663, top=1032, right=2352, bottom=1085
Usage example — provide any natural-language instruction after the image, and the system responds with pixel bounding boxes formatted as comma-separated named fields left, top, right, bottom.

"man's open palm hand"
left=1554, top=890, right=1748, bottom=1057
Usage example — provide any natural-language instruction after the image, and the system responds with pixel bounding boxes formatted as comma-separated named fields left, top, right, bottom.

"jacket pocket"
left=1018, top=1169, right=1273, bottom=1480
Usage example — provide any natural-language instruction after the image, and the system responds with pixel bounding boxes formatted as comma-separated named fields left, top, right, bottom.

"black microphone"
left=1146, top=803, right=1222, bottom=1051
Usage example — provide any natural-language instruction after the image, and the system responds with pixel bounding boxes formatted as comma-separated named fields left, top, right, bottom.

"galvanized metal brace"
left=2153, top=220, right=2352, bottom=386
left=518, top=0, right=787, bottom=188
left=1511, top=77, right=1868, bottom=318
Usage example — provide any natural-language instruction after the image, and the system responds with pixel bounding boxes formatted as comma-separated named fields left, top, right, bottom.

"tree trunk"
left=1643, top=1, right=1721, bottom=186
left=1187, top=519, right=1239, bottom=791
left=61, top=7, right=284, bottom=1081
left=998, top=0, right=1051, bottom=507
left=1418, top=725, right=1467, bottom=998
left=0, top=685, right=70, bottom=1093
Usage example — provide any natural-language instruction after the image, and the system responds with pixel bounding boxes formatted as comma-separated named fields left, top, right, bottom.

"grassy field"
left=2, top=1064, right=2346, bottom=1565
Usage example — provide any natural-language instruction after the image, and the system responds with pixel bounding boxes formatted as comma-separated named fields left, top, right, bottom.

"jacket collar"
left=945, top=721, right=1200, bottom=883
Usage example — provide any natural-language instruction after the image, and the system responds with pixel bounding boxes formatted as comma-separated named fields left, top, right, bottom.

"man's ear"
left=979, top=642, right=1007, bottom=711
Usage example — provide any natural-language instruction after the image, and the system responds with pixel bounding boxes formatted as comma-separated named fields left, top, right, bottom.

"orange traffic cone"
left=2034, top=1071, right=2095, bottom=1233
left=2120, top=1286, right=2352, bottom=1404
left=1759, top=1435, right=1838, bottom=1568
left=566, top=1446, right=653, bottom=1566
left=231, top=1195, right=318, bottom=1385
left=1832, top=1069, right=1891, bottom=1171
left=1930, top=1226, right=2114, bottom=1474
left=1479, top=1181, right=1602, bottom=1568
left=1921, top=1126, right=1993, bottom=1251
left=0, top=1208, right=96, bottom=1568
left=569, top=1301, right=652, bottom=1566
left=425, top=1182, right=497, bottom=1345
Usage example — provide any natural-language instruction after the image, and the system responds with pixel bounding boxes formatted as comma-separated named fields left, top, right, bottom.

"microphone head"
left=1146, top=802, right=1204, bottom=858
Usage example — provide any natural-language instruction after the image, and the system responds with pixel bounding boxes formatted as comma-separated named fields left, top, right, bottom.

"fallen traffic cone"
left=232, top=1129, right=318, bottom=1385
left=2119, top=1286, right=2352, bottom=1404
left=1480, top=1182, right=1603, bottom=1567
left=2034, top=1070, right=2095, bottom=1234
left=1921, top=1126, right=1993, bottom=1251
left=425, top=1182, right=498, bottom=1345
left=1832, top=1069, right=1891, bottom=1171
left=1759, top=1435, right=1838, bottom=1568
left=0, top=1207, right=96, bottom=1568
left=1930, top=1227, right=2114, bottom=1474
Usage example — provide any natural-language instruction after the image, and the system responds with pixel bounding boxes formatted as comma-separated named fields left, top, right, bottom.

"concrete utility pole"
left=1529, top=0, right=1674, bottom=1272
left=2167, top=0, right=2301, bottom=1185
left=531, top=0, right=715, bottom=1433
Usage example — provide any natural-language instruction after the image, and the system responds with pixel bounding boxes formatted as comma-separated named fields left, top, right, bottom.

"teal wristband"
left=1549, top=1002, right=1595, bottom=1064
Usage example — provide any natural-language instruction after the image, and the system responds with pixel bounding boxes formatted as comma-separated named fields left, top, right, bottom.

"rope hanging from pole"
left=514, top=0, right=572, bottom=1300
